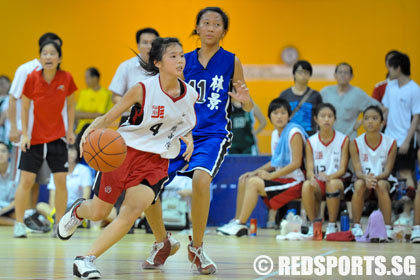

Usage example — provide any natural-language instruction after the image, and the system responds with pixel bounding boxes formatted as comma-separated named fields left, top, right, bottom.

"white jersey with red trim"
left=308, top=130, right=347, bottom=176
left=118, top=75, right=198, bottom=159
left=354, top=133, right=396, bottom=176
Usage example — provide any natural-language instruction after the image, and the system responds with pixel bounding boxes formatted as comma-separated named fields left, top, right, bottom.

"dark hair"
left=385, top=50, right=401, bottom=63
left=0, top=75, right=10, bottom=83
left=192, top=7, right=229, bottom=35
left=68, top=144, right=81, bottom=163
left=38, top=32, right=62, bottom=47
left=292, top=60, right=312, bottom=76
left=314, top=103, right=336, bottom=119
left=363, top=105, right=384, bottom=121
left=140, top=37, right=182, bottom=76
left=136, top=28, right=159, bottom=44
left=87, top=67, right=100, bottom=79
left=268, top=97, right=291, bottom=119
left=335, top=62, right=353, bottom=75
left=39, top=40, right=62, bottom=70
left=388, top=53, right=410, bottom=76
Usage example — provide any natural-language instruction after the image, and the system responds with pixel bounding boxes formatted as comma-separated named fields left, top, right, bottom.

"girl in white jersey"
left=350, top=105, right=397, bottom=241
left=56, top=38, right=197, bottom=279
left=303, top=103, right=349, bottom=236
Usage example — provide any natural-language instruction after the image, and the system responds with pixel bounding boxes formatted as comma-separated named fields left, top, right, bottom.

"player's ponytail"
left=140, top=37, right=182, bottom=76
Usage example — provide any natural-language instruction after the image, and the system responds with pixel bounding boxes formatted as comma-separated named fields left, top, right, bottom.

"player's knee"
left=376, top=181, right=389, bottom=195
left=247, top=176, right=263, bottom=187
left=353, top=180, right=366, bottom=194
left=302, top=181, right=314, bottom=194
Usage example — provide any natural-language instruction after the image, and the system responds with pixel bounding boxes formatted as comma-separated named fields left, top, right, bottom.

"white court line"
left=254, top=248, right=338, bottom=280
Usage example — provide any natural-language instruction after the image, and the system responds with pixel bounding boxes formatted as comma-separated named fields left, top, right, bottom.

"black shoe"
left=24, top=212, right=51, bottom=233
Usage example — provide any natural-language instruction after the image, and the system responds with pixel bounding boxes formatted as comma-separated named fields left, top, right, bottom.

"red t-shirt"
left=372, top=80, right=388, bottom=102
left=22, top=69, right=77, bottom=145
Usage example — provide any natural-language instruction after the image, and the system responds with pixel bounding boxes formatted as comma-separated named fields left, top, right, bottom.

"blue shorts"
left=168, top=135, right=231, bottom=179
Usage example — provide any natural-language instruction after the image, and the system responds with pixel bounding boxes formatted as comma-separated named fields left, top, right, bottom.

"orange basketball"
left=82, top=128, right=127, bottom=172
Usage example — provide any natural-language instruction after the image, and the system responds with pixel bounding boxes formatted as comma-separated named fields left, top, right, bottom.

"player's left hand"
left=67, top=131, right=76, bottom=145
left=181, top=134, right=194, bottom=162
left=228, top=80, right=252, bottom=105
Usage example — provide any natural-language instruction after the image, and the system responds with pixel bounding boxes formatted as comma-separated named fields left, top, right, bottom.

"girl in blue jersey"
left=143, top=7, right=253, bottom=275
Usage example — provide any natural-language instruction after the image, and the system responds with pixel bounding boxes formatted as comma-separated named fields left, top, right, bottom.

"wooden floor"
left=0, top=227, right=419, bottom=279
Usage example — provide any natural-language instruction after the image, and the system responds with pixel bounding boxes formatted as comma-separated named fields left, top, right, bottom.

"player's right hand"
left=20, top=134, right=30, bottom=152
left=9, top=127, right=21, bottom=143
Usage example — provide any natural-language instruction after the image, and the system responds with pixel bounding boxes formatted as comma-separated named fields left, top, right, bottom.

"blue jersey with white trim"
left=184, top=48, right=235, bottom=137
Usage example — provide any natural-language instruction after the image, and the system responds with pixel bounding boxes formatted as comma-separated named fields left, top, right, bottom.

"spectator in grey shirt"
left=321, top=62, right=383, bottom=140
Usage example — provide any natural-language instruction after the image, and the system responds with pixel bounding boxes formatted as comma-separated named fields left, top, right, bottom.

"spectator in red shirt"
left=13, top=40, right=77, bottom=238
left=372, top=50, right=402, bottom=102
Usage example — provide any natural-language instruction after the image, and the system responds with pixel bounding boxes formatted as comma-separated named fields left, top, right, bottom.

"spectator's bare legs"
left=351, top=179, right=367, bottom=224
left=375, top=180, right=392, bottom=225
left=234, top=176, right=247, bottom=220
left=14, top=171, right=37, bottom=223
left=238, top=176, right=267, bottom=224
left=144, top=198, right=167, bottom=243
left=53, top=173, right=68, bottom=223
left=326, top=180, right=344, bottom=222
left=302, top=181, right=322, bottom=221
left=191, top=170, right=212, bottom=247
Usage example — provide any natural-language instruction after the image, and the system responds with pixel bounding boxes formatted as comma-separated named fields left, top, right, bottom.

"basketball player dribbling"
left=57, top=37, right=198, bottom=279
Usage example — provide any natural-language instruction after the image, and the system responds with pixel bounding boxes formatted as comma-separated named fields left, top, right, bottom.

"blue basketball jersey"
left=184, top=47, right=235, bottom=137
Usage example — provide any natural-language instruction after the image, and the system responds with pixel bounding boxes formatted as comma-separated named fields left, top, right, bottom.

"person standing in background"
left=230, top=99, right=266, bottom=155
left=382, top=52, right=420, bottom=194
left=321, top=62, right=383, bottom=140
left=372, top=50, right=402, bottom=102
left=75, top=67, right=113, bottom=135
left=279, top=60, right=322, bottom=136
left=109, top=28, right=159, bottom=124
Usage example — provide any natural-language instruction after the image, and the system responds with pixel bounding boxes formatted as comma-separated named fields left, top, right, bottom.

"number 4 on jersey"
left=150, top=123, right=163, bottom=136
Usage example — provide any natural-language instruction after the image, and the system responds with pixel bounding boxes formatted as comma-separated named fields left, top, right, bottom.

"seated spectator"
left=350, top=106, right=397, bottom=241
left=372, top=50, right=402, bottom=102
left=36, top=145, right=116, bottom=230
left=0, top=141, right=17, bottom=225
left=321, top=62, right=382, bottom=140
left=382, top=52, right=420, bottom=193
left=0, top=75, right=11, bottom=143
left=230, top=99, right=267, bottom=155
left=216, top=98, right=307, bottom=236
left=75, top=67, right=113, bottom=135
left=279, top=60, right=322, bottom=136
left=302, top=103, right=349, bottom=236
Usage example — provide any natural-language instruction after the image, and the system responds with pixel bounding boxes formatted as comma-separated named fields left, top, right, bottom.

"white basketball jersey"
left=118, top=75, right=198, bottom=159
left=308, top=130, right=347, bottom=176
left=354, top=133, right=396, bottom=176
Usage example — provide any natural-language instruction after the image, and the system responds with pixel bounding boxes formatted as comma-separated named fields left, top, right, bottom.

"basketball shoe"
left=142, top=236, right=171, bottom=269
left=73, top=256, right=101, bottom=279
left=351, top=224, right=363, bottom=238
left=216, top=220, right=248, bottom=237
left=57, top=198, right=85, bottom=240
left=410, top=225, right=420, bottom=243
left=188, top=236, right=217, bottom=274
left=325, top=223, right=338, bottom=236
left=13, top=222, right=27, bottom=238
